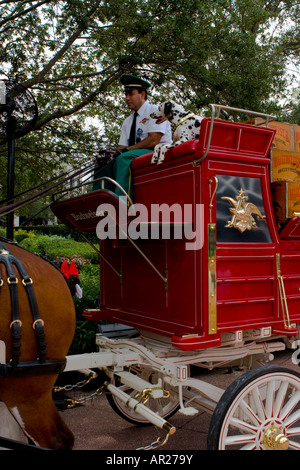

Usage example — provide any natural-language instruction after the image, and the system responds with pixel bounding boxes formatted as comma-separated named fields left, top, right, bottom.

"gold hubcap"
left=263, top=426, right=289, bottom=450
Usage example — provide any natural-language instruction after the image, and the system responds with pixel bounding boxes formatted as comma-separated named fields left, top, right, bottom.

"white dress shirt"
left=118, top=101, right=172, bottom=147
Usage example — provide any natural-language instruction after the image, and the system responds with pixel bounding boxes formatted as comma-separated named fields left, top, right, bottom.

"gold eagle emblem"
left=221, top=188, right=265, bottom=233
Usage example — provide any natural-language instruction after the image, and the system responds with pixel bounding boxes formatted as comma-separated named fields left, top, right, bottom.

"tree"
left=275, top=0, right=300, bottom=124
left=0, top=0, right=298, bottom=213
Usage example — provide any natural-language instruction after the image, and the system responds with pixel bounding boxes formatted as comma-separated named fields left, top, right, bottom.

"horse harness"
left=0, top=241, right=66, bottom=377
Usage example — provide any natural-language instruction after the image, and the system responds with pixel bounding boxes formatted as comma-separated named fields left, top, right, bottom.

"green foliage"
left=19, top=232, right=98, bottom=265
left=281, top=100, right=300, bottom=125
left=74, top=264, right=100, bottom=316
left=68, top=320, right=99, bottom=355
left=16, top=224, right=93, bottom=241
left=0, top=226, right=7, bottom=239
left=14, top=228, right=36, bottom=243
left=70, top=264, right=100, bottom=354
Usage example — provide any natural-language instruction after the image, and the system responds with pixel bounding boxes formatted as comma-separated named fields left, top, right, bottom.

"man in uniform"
left=94, top=74, right=172, bottom=198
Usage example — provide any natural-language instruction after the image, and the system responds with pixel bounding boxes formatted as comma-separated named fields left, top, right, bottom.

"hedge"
left=19, top=232, right=99, bottom=266
left=16, top=224, right=97, bottom=242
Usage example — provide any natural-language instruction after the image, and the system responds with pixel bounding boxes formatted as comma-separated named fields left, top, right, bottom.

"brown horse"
left=0, top=241, right=76, bottom=449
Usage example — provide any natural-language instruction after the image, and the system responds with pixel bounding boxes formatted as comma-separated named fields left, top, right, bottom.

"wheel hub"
left=263, top=426, right=289, bottom=450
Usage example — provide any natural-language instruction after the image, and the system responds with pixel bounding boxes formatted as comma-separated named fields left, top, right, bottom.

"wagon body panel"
left=48, top=109, right=300, bottom=450
left=96, top=118, right=297, bottom=348
left=52, top=116, right=300, bottom=350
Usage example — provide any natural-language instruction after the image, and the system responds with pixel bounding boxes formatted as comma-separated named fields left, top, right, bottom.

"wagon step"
left=98, top=323, right=138, bottom=339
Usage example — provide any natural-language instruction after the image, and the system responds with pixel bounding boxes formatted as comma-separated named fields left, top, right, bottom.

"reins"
left=0, top=162, right=94, bottom=218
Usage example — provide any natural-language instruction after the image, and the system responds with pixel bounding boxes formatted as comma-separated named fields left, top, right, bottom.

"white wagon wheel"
left=207, top=365, right=300, bottom=450
left=106, top=366, right=179, bottom=425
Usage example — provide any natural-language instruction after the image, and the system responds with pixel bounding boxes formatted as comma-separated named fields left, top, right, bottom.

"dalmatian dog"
left=150, top=100, right=203, bottom=164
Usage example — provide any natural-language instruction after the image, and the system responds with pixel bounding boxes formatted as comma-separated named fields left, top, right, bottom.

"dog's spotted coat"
left=150, top=100, right=203, bottom=164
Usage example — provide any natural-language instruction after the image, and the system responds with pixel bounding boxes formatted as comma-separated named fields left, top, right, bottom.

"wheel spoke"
left=149, top=398, right=171, bottom=414
left=280, top=391, right=300, bottom=421
left=224, top=434, right=256, bottom=446
left=228, top=416, right=258, bottom=434
left=286, top=426, right=300, bottom=437
left=283, top=409, right=300, bottom=428
left=265, top=379, right=276, bottom=418
left=238, top=397, right=262, bottom=427
left=273, top=381, right=289, bottom=418
left=250, top=387, right=266, bottom=422
left=287, top=439, right=300, bottom=450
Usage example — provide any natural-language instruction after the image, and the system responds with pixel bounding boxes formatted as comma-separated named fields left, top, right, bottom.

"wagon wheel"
left=106, top=366, right=180, bottom=425
left=207, top=365, right=300, bottom=450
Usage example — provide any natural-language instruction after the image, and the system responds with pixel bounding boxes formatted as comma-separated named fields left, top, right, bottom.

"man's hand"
left=96, top=147, right=126, bottom=166
left=111, top=147, right=128, bottom=159
left=96, top=148, right=112, bottom=167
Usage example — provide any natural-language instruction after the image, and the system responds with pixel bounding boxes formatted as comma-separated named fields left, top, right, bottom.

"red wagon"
left=52, top=105, right=300, bottom=450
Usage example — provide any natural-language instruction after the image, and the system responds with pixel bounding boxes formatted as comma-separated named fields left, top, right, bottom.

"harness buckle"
left=33, top=319, right=45, bottom=330
left=10, top=319, right=22, bottom=328
left=22, top=277, right=33, bottom=286
left=7, top=277, right=18, bottom=285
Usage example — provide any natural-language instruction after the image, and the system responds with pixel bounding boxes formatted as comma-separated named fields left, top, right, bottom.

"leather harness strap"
left=0, top=241, right=47, bottom=366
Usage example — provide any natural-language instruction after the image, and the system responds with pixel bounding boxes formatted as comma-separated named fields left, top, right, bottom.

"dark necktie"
left=129, top=111, right=138, bottom=146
